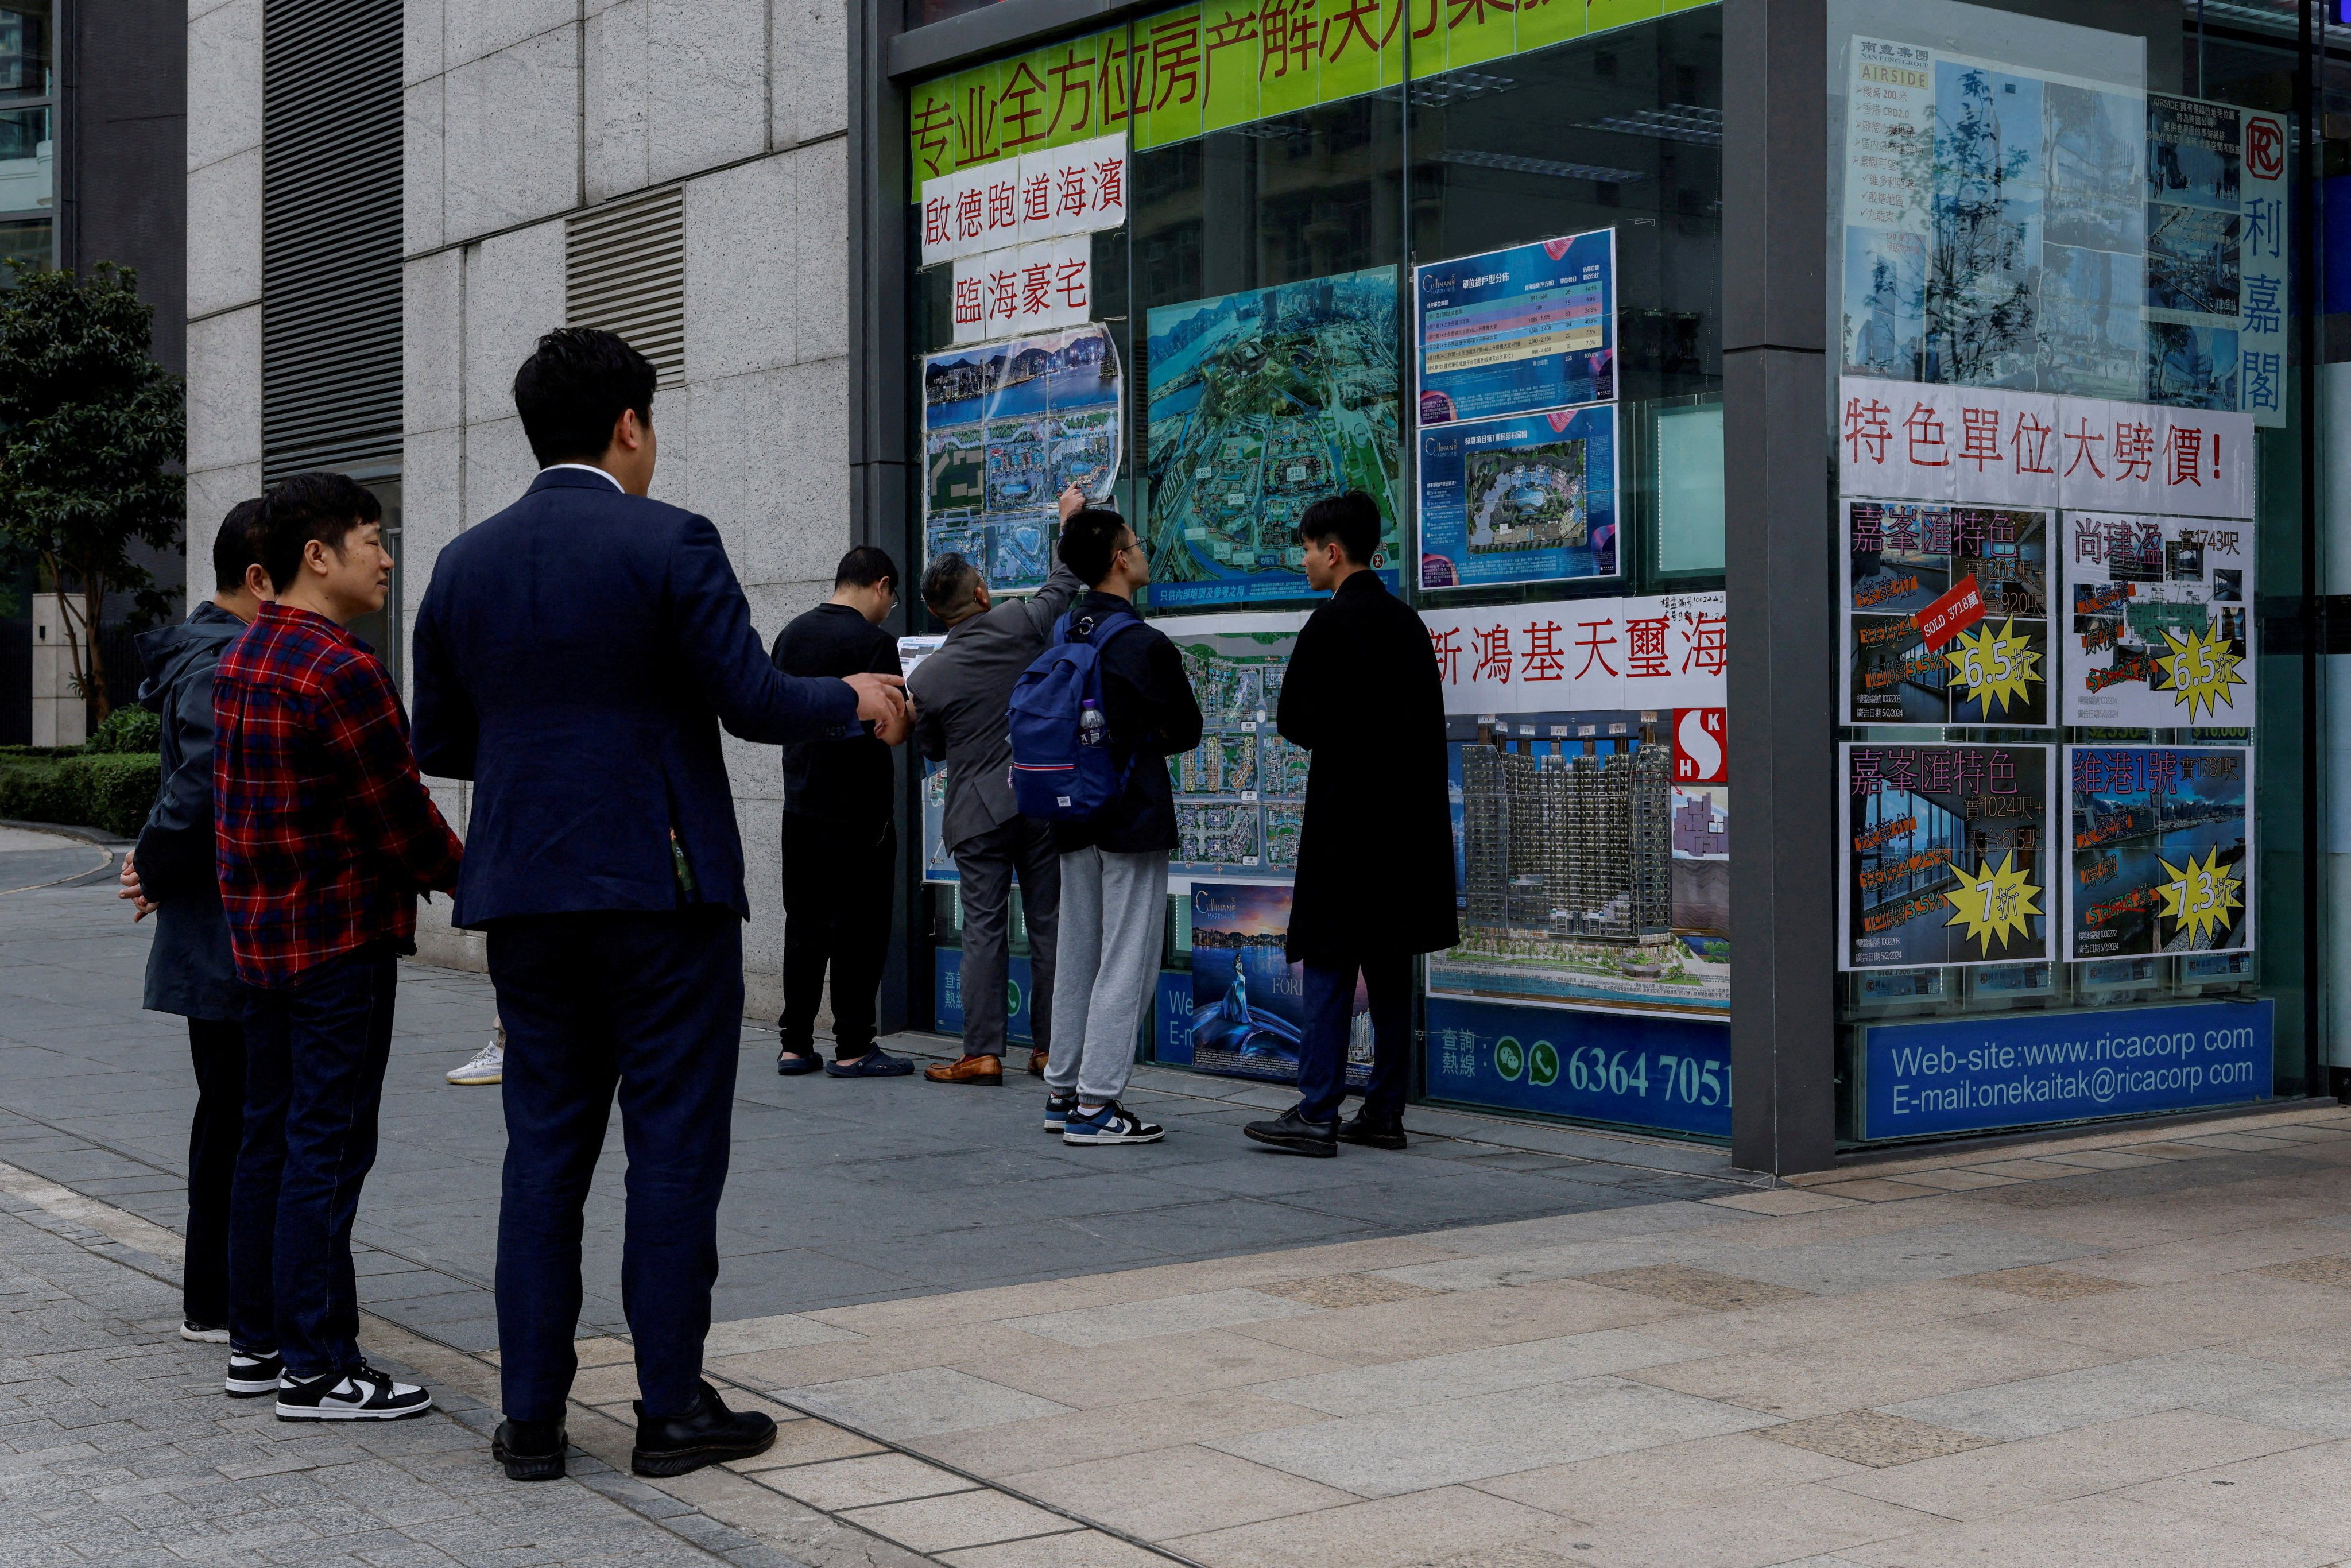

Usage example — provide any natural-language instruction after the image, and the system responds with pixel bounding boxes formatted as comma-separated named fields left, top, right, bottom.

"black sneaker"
left=1062, top=1100, right=1165, bottom=1145
left=224, top=1348, right=282, bottom=1398
left=274, top=1362, right=433, bottom=1422
left=493, top=1416, right=568, bottom=1481
left=181, top=1320, right=230, bottom=1344
left=632, top=1380, right=776, bottom=1477
left=1044, top=1091, right=1078, bottom=1133
left=1244, top=1106, right=1339, bottom=1157
left=1337, top=1109, right=1408, bottom=1150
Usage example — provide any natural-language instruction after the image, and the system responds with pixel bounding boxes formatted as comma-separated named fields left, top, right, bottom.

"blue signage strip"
left=933, top=948, right=1037, bottom=1045
left=1859, top=998, right=2272, bottom=1140
left=1424, top=997, right=1731, bottom=1140
left=1153, top=971, right=1195, bottom=1065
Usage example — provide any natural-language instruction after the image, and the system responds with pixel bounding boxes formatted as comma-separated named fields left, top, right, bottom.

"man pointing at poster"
left=1244, top=491, right=1458, bottom=1157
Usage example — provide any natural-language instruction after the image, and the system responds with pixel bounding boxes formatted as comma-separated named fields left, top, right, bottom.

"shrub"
left=0, top=749, right=161, bottom=838
left=0, top=754, right=78, bottom=825
left=86, top=705, right=162, bottom=754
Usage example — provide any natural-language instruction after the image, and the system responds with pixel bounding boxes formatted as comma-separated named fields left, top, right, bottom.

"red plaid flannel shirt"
left=212, top=603, right=463, bottom=989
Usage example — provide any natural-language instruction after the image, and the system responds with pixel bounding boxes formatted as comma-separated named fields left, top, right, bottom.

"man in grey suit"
left=908, top=487, right=1086, bottom=1086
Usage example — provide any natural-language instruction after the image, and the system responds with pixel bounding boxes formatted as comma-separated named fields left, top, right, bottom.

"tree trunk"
left=82, top=578, right=110, bottom=725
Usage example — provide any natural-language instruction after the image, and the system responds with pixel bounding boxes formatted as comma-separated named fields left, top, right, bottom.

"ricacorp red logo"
left=2247, top=116, right=2284, bottom=180
left=1672, top=708, right=1728, bottom=784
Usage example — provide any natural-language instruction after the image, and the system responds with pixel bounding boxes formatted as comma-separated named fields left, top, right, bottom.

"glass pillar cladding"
left=1828, top=0, right=2321, bottom=1146
left=903, top=4, right=1729, bottom=1139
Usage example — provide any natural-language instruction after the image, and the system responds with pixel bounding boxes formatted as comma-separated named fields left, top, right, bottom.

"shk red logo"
left=1673, top=708, right=1728, bottom=784
left=2247, top=117, right=2284, bottom=180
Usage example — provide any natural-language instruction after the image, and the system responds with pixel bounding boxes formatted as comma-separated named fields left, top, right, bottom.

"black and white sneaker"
left=181, top=1320, right=230, bottom=1344
left=1062, top=1100, right=1164, bottom=1145
left=224, top=1349, right=282, bottom=1398
left=274, top=1363, right=433, bottom=1422
left=1044, top=1091, right=1078, bottom=1133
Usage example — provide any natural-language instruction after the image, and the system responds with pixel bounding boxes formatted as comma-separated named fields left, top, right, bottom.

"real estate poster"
left=1842, top=499, right=2051, bottom=727
left=922, top=323, right=1122, bottom=593
left=2063, top=744, right=2252, bottom=961
left=1186, top=883, right=1368, bottom=1090
left=1417, top=404, right=1619, bottom=590
left=1143, top=268, right=1402, bottom=609
left=1842, top=742, right=2056, bottom=971
left=1413, top=230, right=1617, bottom=424
left=2062, top=511, right=2254, bottom=727
left=1156, top=612, right=1308, bottom=880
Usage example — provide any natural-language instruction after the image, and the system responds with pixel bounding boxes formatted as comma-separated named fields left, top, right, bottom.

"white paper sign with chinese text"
left=920, top=131, right=1126, bottom=268
left=1420, top=592, right=1727, bottom=717
left=951, top=240, right=1093, bottom=344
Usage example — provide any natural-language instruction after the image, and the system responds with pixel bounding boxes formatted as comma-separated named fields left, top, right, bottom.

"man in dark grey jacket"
left=907, top=487, right=1085, bottom=1086
left=118, top=499, right=271, bottom=1340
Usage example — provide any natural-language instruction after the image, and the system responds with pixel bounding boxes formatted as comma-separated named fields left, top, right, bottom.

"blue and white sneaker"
left=1062, top=1100, right=1164, bottom=1145
left=1044, top=1091, right=1077, bottom=1133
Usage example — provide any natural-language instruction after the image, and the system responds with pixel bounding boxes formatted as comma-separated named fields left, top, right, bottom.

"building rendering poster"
left=1842, top=742, right=2056, bottom=971
left=1428, top=704, right=1729, bottom=1021
left=921, top=323, right=1122, bottom=593
left=2062, top=745, right=2252, bottom=962
left=1417, top=404, right=1620, bottom=590
left=1156, top=611, right=1309, bottom=879
left=2061, top=511, right=2254, bottom=727
left=1842, top=500, right=2051, bottom=727
left=1187, top=884, right=1367, bottom=1090
left=1413, top=230, right=1617, bottom=425
left=1143, top=268, right=1403, bottom=609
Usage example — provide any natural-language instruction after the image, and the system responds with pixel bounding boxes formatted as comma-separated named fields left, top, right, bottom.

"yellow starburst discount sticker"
left=1944, top=851, right=2043, bottom=955
left=2157, top=622, right=2247, bottom=721
left=1945, top=619, right=2042, bottom=716
left=2156, top=846, right=2244, bottom=947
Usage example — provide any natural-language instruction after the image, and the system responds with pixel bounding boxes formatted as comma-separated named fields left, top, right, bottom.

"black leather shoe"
left=1244, top=1107, right=1338, bottom=1157
left=491, top=1416, right=567, bottom=1481
left=631, top=1380, right=777, bottom=1477
left=1337, top=1109, right=1407, bottom=1150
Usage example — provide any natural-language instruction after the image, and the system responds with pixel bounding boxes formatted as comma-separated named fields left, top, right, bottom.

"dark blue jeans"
left=1295, top=955, right=1413, bottom=1124
left=228, top=943, right=398, bottom=1378
left=487, top=907, right=743, bottom=1423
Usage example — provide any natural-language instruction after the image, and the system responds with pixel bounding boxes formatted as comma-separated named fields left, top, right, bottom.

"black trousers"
left=183, top=1016, right=246, bottom=1326
left=778, top=811, right=896, bottom=1059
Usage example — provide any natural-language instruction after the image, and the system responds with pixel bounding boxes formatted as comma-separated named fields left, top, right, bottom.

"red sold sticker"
left=1914, top=576, right=1986, bottom=651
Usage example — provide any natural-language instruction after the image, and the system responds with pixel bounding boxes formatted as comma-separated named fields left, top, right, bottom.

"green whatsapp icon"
left=1529, top=1040, right=1560, bottom=1087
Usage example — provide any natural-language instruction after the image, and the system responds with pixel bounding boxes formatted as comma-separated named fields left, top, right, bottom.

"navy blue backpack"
left=1007, top=607, right=1142, bottom=820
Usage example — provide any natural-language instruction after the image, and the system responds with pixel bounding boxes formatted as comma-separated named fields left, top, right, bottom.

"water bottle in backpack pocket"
left=1008, top=607, right=1141, bottom=821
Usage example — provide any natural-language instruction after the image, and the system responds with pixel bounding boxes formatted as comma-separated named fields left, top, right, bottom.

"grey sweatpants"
left=1045, top=846, right=1167, bottom=1105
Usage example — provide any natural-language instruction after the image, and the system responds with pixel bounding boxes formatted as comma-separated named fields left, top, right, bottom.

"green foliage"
left=0, top=261, right=186, bottom=721
left=0, top=749, right=162, bottom=838
left=84, top=704, right=162, bottom=754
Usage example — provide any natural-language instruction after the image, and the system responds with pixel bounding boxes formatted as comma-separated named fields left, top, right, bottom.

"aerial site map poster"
left=1184, top=884, right=1369, bottom=1091
left=1157, top=611, right=1308, bottom=878
left=2063, top=745, right=2252, bottom=962
left=1143, top=268, right=1402, bottom=609
left=923, top=324, right=1122, bottom=593
left=1842, top=743, right=2055, bottom=971
left=1413, top=230, right=1616, bottom=424
left=1417, top=404, right=1619, bottom=590
left=2062, top=510, right=2253, bottom=727
left=1842, top=500, right=2051, bottom=727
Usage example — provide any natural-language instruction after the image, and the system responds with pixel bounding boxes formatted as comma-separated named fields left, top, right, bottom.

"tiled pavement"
left=9, top=831, right=2351, bottom=1565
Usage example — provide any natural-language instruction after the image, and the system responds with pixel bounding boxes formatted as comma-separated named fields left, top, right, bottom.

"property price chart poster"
left=2063, top=745, right=2252, bottom=962
left=1842, top=500, right=2051, bottom=727
left=2062, top=512, right=2253, bottom=726
left=1842, top=743, right=2056, bottom=971
left=1414, top=230, right=1616, bottom=425
left=1417, top=404, right=1620, bottom=590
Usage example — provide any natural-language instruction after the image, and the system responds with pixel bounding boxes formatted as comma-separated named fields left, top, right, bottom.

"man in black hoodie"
left=118, top=499, right=273, bottom=1341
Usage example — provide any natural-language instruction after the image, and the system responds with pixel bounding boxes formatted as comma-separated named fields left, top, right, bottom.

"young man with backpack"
left=1009, top=508, right=1202, bottom=1145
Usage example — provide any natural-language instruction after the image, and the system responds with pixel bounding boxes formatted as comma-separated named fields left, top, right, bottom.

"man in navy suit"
left=412, top=328, right=904, bottom=1482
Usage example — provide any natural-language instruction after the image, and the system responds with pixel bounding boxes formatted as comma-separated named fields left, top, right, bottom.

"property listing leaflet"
left=1842, top=500, right=2051, bottom=728
left=1842, top=743, right=2056, bottom=971
left=2062, top=512, right=2253, bottom=727
left=2063, top=745, right=2252, bottom=962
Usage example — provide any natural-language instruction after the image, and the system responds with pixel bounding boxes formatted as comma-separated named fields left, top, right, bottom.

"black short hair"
left=260, top=473, right=381, bottom=594
left=923, top=553, right=982, bottom=620
left=1299, top=490, right=1381, bottom=567
left=836, top=545, right=899, bottom=591
left=513, top=327, right=657, bottom=466
left=211, top=497, right=268, bottom=593
left=1058, top=507, right=1130, bottom=587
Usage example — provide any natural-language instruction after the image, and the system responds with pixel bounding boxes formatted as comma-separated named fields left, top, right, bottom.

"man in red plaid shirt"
left=212, top=471, right=462, bottom=1423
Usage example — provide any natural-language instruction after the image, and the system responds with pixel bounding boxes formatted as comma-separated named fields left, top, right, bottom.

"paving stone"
left=1578, top=1263, right=1816, bottom=1311
left=1960, top=1265, right=2138, bottom=1300
left=1758, top=1409, right=1996, bottom=1467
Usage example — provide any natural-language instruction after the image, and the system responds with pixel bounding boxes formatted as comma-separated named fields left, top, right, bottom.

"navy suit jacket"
left=411, top=467, right=859, bottom=927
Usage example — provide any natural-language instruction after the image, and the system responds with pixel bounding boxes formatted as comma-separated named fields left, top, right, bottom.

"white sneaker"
left=446, top=1038, right=503, bottom=1086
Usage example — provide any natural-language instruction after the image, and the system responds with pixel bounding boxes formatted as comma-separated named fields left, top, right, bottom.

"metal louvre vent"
left=260, top=0, right=402, bottom=483
left=566, top=188, right=687, bottom=387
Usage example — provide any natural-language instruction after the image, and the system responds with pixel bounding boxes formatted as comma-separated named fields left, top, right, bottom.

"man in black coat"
left=1245, top=491, right=1458, bottom=1157
left=117, top=499, right=273, bottom=1338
